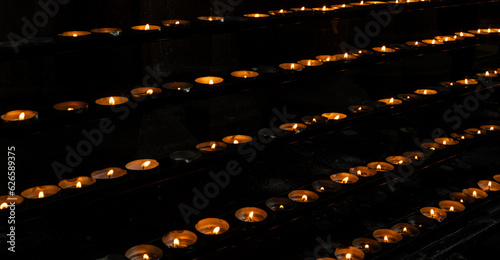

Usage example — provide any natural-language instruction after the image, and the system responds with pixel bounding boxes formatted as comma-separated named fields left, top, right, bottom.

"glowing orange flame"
left=361, top=0, right=364, bottom=4
left=461, top=135, right=465, bottom=139
left=430, top=147, right=436, bottom=151
left=486, top=71, right=490, bottom=77
left=432, top=39, right=436, bottom=44
left=381, top=46, right=386, bottom=52
left=473, top=190, right=477, bottom=198
left=301, top=6, right=305, bottom=10
left=76, top=181, right=82, bottom=188
left=307, top=60, right=311, bottom=66
left=342, top=177, right=349, bottom=184
left=301, top=195, right=308, bottom=202
left=255, top=14, right=260, bottom=17
left=423, top=90, right=428, bottom=95
left=248, top=211, right=254, bottom=221
left=143, top=254, right=149, bottom=260
left=73, top=34, right=78, bottom=37
left=107, top=169, right=114, bottom=176
left=477, top=130, right=481, bottom=134
left=449, top=206, right=454, bottom=212
left=365, top=244, right=369, bottom=249
left=342, top=4, right=346, bottom=7
left=346, top=253, right=352, bottom=260
left=357, top=170, right=362, bottom=176
left=175, top=21, right=180, bottom=25
left=292, top=124, right=298, bottom=130
left=109, top=97, right=115, bottom=105
left=344, top=53, right=348, bottom=59
left=146, top=89, right=154, bottom=95
left=358, top=106, right=362, bottom=111
left=279, top=9, right=284, bottom=13
left=465, top=78, right=468, bottom=84
left=376, top=164, right=382, bottom=170
left=312, top=118, right=317, bottom=123
left=19, top=112, right=25, bottom=121
left=209, top=79, right=214, bottom=85
left=320, top=186, right=325, bottom=191
left=460, top=32, right=464, bottom=36
left=322, top=6, right=326, bottom=11
left=213, top=226, right=220, bottom=234
left=145, top=24, right=150, bottom=30
left=38, top=191, right=44, bottom=198
left=414, top=155, right=419, bottom=160
left=430, top=209, right=435, bottom=217
left=291, top=63, right=295, bottom=69
left=403, top=227, right=407, bottom=233
left=460, top=199, right=464, bottom=203
left=0, top=203, right=8, bottom=210
left=141, top=160, right=151, bottom=169
left=490, top=126, right=494, bottom=131
left=389, top=97, right=394, bottom=104
left=398, top=160, right=404, bottom=164
left=173, top=238, right=180, bottom=247
left=443, top=140, right=447, bottom=145
left=233, top=140, right=239, bottom=144
left=334, top=115, right=340, bottom=120
left=488, top=181, right=492, bottom=189
left=211, top=143, right=217, bottom=150
left=279, top=204, right=284, bottom=210
left=384, top=236, right=389, bottom=242
left=208, top=17, right=213, bottom=21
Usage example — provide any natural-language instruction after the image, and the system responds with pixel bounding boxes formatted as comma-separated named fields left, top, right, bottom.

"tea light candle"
left=469, top=29, right=489, bottom=35
left=170, top=150, right=201, bottom=164
left=450, top=133, right=474, bottom=140
left=434, top=36, right=456, bottom=42
left=58, top=31, right=91, bottom=37
left=456, top=78, right=478, bottom=85
left=1, top=110, right=38, bottom=122
left=391, top=223, right=420, bottom=237
left=373, top=229, right=403, bottom=243
left=372, top=45, right=395, bottom=53
left=130, top=87, right=162, bottom=97
left=455, top=32, right=475, bottom=38
left=481, top=125, right=500, bottom=131
left=354, top=49, right=374, bottom=56
left=312, top=180, right=341, bottom=193
left=290, top=6, right=313, bottom=12
left=420, top=142, right=445, bottom=151
left=349, top=166, right=377, bottom=177
left=334, top=246, right=365, bottom=260
left=58, top=176, right=96, bottom=189
left=378, top=97, right=402, bottom=105
left=315, top=55, right=333, bottom=62
left=414, top=89, right=437, bottom=95
left=438, top=200, right=465, bottom=212
left=330, top=172, right=359, bottom=184
left=322, top=112, right=347, bottom=121
left=244, top=13, right=270, bottom=18
left=162, top=230, right=197, bottom=248
left=21, top=185, right=60, bottom=199
left=352, top=238, right=381, bottom=254
left=53, top=101, right=88, bottom=113
left=440, top=81, right=459, bottom=87
left=312, top=6, right=336, bottom=11
left=407, top=215, right=436, bottom=230
left=434, top=137, right=459, bottom=146
left=196, top=141, right=227, bottom=152
left=288, top=190, right=318, bottom=203
left=385, top=156, right=412, bottom=165
left=131, top=24, right=161, bottom=31
left=478, top=180, right=500, bottom=191
left=351, top=1, right=370, bottom=6
left=422, top=39, right=444, bottom=45
left=162, top=20, right=190, bottom=27
left=476, top=71, right=497, bottom=78
left=420, top=207, right=446, bottom=220
left=279, top=63, right=305, bottom=71
left=198, top=16, right=224, bottom=22
left=405, top=41, right=427, bottom=47
left=90, top=28, right=122, bottom=36
left=279, top=123, right=307, bottom=133
left=397, top=93, right=419, bottom=101
left=463, top=188, right=488, bottom=199
left=367, top=162, right=394, bottom=172
left=331, top=53, right=358, bottom=61
left=125, top=244, right=163, bottom=260
left=301, top=115, right=328, bottom=125
left=231, top=70, right=259, bottom=79
left=366, top=1, right=387, bottom=4
left=195, top=218, right=229, bottom=235
left=449, top=192, right=475, bottom=204
left=0, top=195, right=23, bottom=210
left=235, top=207, right=267, bottom=222
left=266, top=197, right=295, bottom=211
left=464, top=128, right=485, bottom=135
left=298, top=59, right=323, bottom=67
left=348, top=105, right=373, bottom=113
left=222, top=135, right=252, bottom=144
left=91, top=167, right=127, bottom=179
left=125, top=159, right=159, bottom=171
left=269, top=9, right=293, bottom=15
left=402, top=151, right=429, bottom=161
left=195, top=76, right=223, bottom=85
left=163, top=82, right=193, bottom=92
left=331, top=4, right=354, bottom=8
left=95, top=96, right=129, bottom=106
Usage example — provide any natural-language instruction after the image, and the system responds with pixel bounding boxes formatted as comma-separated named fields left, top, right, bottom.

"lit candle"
left=21, top=185, right=60, bottom=199
left=455, top=31, right=475, bottom=37
left=456, top=78, right=478, bottom=85
left=195, top=76, right=224, bottom=85
left=321, top=112, right=347, bottom=121
left=414, top=89, right=438, bottom=95
left=125, top=159, right=159, bottom=171
left=91, top=167, right=127, bottom=179
left=434, top=137, right=459, bottom=146
left=0, top=195, right=24, bottom=210
left=438, top=200, right=465, bottom=212
left=279, top=62, right=305, bottom=71
left=125, top=244, right=163, bottom=260
left=367, top=162, right=394, bottom=172
left=312, top=180, right=342, bottom=193
left=422, top=39, right=444, bottom=45
left=90, top=28, right=122, bottom=36
left=464, top=128, right=485, bottom=135
left=463, top=188, right=488, bottom=199
left=1, top=110, right=38, bottom=122
left=449, top=192, right=475, bottom=204
left=58, top=31, right=91, bottom=37
left=288, top=190, right=318, bottom=203
left=476, top=71, right=497, bottom=78
left=243, top=13, right=270, bottom=18
left=53, top=101, right=88, bottom=113
left=391, top=223, right=420, bottom=237
left=349, top=166, right=377, bottom=177
left=378, top=97, right=402, bottom=105
left=279, top=123, right=307, bottom=133
left=95, top=96, right=129, bottom=106
left=298, top=59, right=323, bottom=67
left=162, top=230, right=197, bottom=248
left=222, top=135, right=253, bottom=144
left=385, top=155, right=412, bottom=165
left=301, top=115, right=328, bottom=125
left=372, top=45, right=395, bottom=53
left=315, top=55, right=333, bottom=62
left=402, top=151, right=429, bottom=161
left=290, top=6, right=313, bottom=12
left=334, top=246, right=365, bottom=260
left=330, top=53, right=358, bottom=61
left=196, top=141, right=227, bottom=152
left=330, top=172, right=359, bottom=184
left=469, top=29, right=489, bottom=35
left=435, top=35, right=456, bottom=42
left=331, top=4, right=354, bottom=8
left=397, top=93, right=419, bottom=101
left=269, top=9, right=293, bottom=15
left=480, top=125, right=500, bottom=131
left=235, top=207, right=267, bottom=222
left=420, top=142, right=445, bottom=151
left=348, top=105, right=373, bottom=113
left=420, top=207, right=447, bottom=220
left=195, top=218, right=229, bottom=235
left=450, top=132, right=474, bottom=140
left=197, top=16, right=224, bottom=22
left=373, top=229, right=403, bottom=243
left=312, top=6, right=336, bottom=11
left=130, top=87, right=162, bottom=98
left=163, top=82, right=193, bottom=92
left=231, top=70, right=259, bottom=79
left=131, top=24, right=161, bottom=31
left=58, top=176, right=96, bottom=189
left=478, top=180, right=500, bottom=191
left=161, top=19, right=190, bottom=27
left=352, top=238, right=381, bottom=253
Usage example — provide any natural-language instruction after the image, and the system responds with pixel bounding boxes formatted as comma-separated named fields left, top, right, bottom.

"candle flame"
left=143, top=254, right=149, bottom=260
left=173, top=238, right=180, bottom=247
left=377, top=164, right=382, bottom=170
left=146, top=89, right=153, bottom=95
left=460, top=199, right=464, bottom=203
left=213, top=226, right=220, bottom=234
left=365, top=244, right=369, bottom=249
left=67, top=107, right=74, bottom=111
left=357, top=170, right=362, bottom=176
left=255, top=14, right=260, bottom=17
left=334, top=115, right=340, bottom=120
left=209, top=79, right=214, bottom=85
left=312, top=118, right=316, bottom=123
left=292, top=124, right=298, bottom=130
left=389, top=97, right=394, bottom=104
left=109, top=97, right=115, bottom=105
left=175, top=21, right=180, bottom=25
left=145, top=24, right=150, bottom=30
left=211, top=143, right=217, bottom=150
left=486, top=71, right=490, bottom=76
left=423, top=90, right=428, bottom=95
left=361, top=0, right=364, bottom=4
left=233, top=140, right=239, bottom=144
left=291, top=63, right=295, bottom=69
left=346, top=253, right=352, bottom=260
left=208, top=17, right=213, bottom=21
left=430, top=147, right=436, bottom=151
left=342, top=4, right=346, bottom=7
left=414, top=41, right=419, bottom=45
left=279, top=204, right=284, bottom=210
left=322, top=6, right=326, bottom=11
left=38, top=191, right=44, bottom=198
left=488, top=181, right=492, bottom=189
left=491, top=127, right=495, bottom=131
left=477, top=130, right=481, bottom=134
left=403, top=227, right=407, bottom=232
left=477, top=29, right=481, bottom=33
left=382, top=46, right=386, bottom=51
left=488, top=28, right=491, bottom=33
left=460, top=32, right=464, bottom=36
left=432, top=39, right=436, bottom=44
left=107, top=169, right=114, bottom=176
left=320, top=186, right=324, bottom=191
left=301, top=195, right=308, bottom=202
left=342, top=177, right=349, bottom=184
left=19, top=112, right=25, bottom=121
left=141, top=160, right=151, bottom=169
left=344, top=53, right=348, bottom=59
left=415, top=155, right=419, bottom=160
left=465, top=78, right=468, bottom=84
left=73, top=33, right=78, bottom=37
left=430, top=209, right=435, bottom=217
left=473, top=190, right=477, bottom=198
left=0, top=203, right=8, bottom=210
left=177, top=87, right=181, bottom=91
left=384, top=236, right=389, bottom=242
left=301, top=6, right=305, bottom=10
left=307, top=60, right=311, bottom=66
left=279, top=9, right=284, bottom=13
left=76, top=181, right=82, bottom=188
left=398, top=160, right=403, bottom=164
left=450, top=206, right=454, bottom=211
left=358, top=106, right=362, bottom=111
left=444, top=37, right=449, bottom=41
left=248, top=211, right=254, bottom=220
left=443, top=140, right=447, bottom=145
